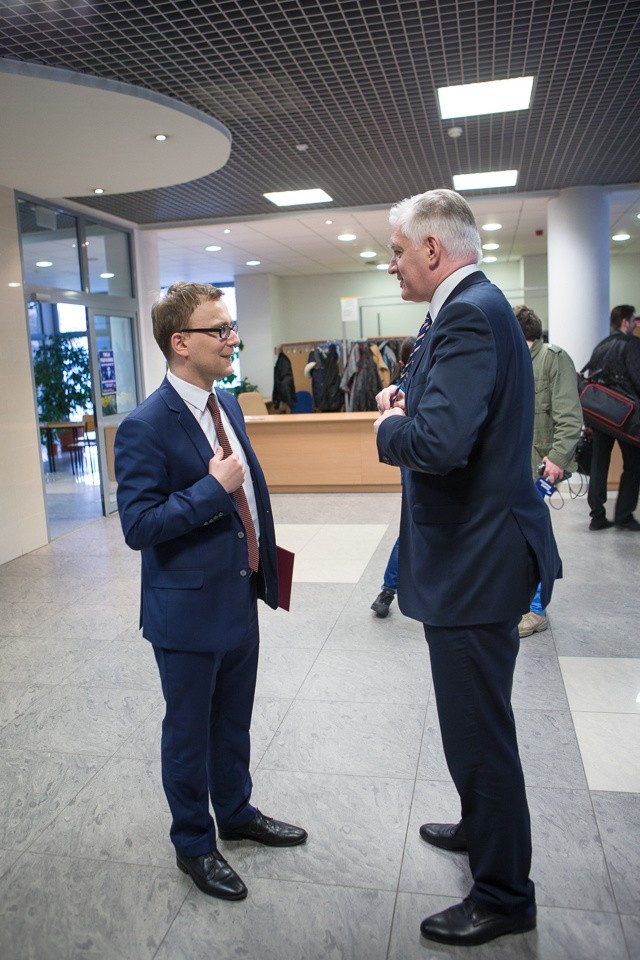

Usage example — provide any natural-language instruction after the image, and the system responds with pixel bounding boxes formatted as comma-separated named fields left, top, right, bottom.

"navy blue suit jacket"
left=377, top=271, right=562, bottom=626
left=115, top=378, right=278, bottom=652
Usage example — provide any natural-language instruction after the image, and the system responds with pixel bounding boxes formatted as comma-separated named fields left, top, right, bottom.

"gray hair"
left=389, top=189, right=481, bottom=262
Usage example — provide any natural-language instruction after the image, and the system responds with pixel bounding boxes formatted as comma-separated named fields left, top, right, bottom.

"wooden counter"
left=244, top=412, right=401, bottom=492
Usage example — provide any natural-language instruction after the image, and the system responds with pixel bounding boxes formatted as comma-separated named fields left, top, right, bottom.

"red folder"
left=276, top=545, right=295, bottom=611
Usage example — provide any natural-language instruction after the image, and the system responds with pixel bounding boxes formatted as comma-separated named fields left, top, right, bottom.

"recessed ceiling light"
left=246, top=260, right=261, bottom=266
left=482, top=256, right=498, bottom=263
left=8, top=281, right=21, bottom=287
left=376, top=263, right=390, bottom=270
left=93, top=188, right=104, bottom=195
left=453, top=170, right=518, bottom=190
left=482, top=222, right=503, bottom=231
left=482, top=242, right=500, bottom=250
left=295, top=143, right=309, bottom=152
left=36, top=260, right=53, bottom=267
left=154, top=134, right=167, bottom=141
left=337, top=233, right=357, bottom=242
left=612, top=233, right=630, bottom=242
left=447, top=126, right=463, bottom=138
left=223, top=229, right=231, bottom=234
left=205, top=245, right=222, bottom=252
left=360, top=250, right=377, bottom=258
left=100, top=272, right=115, bottom=279
left=325, top=219, right=333, bottom=225
left=263, top=188, right=332, bottom=207
left=438, top=77, right=534, bottom=119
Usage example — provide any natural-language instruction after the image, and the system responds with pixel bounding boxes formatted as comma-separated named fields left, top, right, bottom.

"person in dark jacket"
left=272, top=350, right=297, bottom=410
left=585, top=304, right=640, bottom=531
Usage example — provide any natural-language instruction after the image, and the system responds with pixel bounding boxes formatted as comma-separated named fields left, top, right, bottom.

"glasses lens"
left=220, top=322, right=237, bottom=340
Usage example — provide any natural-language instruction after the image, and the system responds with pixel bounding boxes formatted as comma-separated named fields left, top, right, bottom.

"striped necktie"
left=396, top=312, right=433, bottom=391
left=206, top=393, right=259, bottom=572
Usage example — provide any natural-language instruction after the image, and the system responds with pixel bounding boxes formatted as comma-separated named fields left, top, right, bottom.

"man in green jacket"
left=515, top=305, right=583, bottom=637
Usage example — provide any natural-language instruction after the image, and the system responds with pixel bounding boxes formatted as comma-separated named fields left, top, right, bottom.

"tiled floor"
left=0, top=489, right=638, bottom=960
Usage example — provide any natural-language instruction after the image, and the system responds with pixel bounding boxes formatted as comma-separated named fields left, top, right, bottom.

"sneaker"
left=518, top=611, right=549, bottom=638
left=589, top=517, right=614, bottom=530
left=371, top=587, right=395, bottom=618
left=614, top=517, right=640, bottom=531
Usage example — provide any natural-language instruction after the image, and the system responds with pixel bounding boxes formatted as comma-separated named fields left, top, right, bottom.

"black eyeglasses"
left=179, top=321, right=238, bottom=340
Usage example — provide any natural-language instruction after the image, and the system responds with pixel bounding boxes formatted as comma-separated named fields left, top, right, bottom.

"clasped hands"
left=373, top=385, right=407, bottom=435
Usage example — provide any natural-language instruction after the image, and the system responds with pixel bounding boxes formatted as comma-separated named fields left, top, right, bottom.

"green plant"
left=32, top=335, right=93, bottom=422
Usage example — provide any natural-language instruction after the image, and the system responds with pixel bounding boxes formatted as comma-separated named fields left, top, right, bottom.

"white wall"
left=0, top=184, right=48, bottom=562
left=611, top=252, right=640, bottom=310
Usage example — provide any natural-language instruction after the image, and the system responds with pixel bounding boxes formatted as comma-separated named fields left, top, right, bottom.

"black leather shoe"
left=615, top=517, right=640, bottom=531
left=420, top=897, right=536, bottom=946
left=176, top=850, right=247, bottom=900
left=218, top=810, right=307, bottom=846
left=371, top=587, right=395, bottom=617
left=589, top=517, right=613, bottom=530
left=419, top=820, right=467, bottom=852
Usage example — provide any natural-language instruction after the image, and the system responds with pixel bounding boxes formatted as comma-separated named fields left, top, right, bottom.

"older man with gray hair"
left=374, top=189, right=562, bottom=947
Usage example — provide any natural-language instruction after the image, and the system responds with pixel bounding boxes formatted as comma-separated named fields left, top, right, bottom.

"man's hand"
left=374, top=406, right=406, bottom=435
left=541, top=456, right=565, bottom=485
left=376, top=384, right=405, bottom=413
left=208, top=445, right=245, bottom=492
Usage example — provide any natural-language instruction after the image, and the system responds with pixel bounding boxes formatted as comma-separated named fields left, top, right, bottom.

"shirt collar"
left=429, top=264, right=480, bottom=321
left=167, top=369, right=213, bottom=412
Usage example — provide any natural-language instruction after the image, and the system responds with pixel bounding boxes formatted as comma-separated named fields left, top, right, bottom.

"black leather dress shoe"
left=419, top=820, right=467, bottom=852
left=176, top=850, right=247, bottom=900
left=420, top=897, right=536, bottom=946
left=218, top=810, right=307, bottom=846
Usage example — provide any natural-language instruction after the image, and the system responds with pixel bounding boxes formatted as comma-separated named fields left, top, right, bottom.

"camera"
left=535, top=475, right=556, bottom=497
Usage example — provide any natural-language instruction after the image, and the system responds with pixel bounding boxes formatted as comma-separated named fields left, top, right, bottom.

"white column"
left=132, top=230, right=166, bottom=397
left=547, top=186, right=610, bottom=369
left=235, top=274, right=282, bottom=395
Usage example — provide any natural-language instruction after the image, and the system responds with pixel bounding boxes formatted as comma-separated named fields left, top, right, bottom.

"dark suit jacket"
left=115, top=378, right=278, bottom=652
left=377, top=271, right=562, bottom=626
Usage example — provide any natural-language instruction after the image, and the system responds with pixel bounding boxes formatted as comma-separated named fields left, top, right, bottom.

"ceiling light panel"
left=438, top=77, right=534, bottom=119
left=264, top=189, right=332, bottom=207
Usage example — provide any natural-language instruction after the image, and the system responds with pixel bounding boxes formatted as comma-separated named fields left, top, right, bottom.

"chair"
left=291, top=390, right=313, bottom=414
left=237, top=391, right=269, bottom=416
left=68, top=414, right=97, bottom=475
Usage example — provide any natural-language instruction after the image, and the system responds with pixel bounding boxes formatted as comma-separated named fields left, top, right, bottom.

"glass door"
left=87, top=311, right=140, bottom=514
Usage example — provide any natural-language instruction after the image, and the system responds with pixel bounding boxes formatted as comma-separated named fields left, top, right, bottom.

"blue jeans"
left=530, top=480, right=546, bottom=615
left=383, top=537, right=399, bottom=590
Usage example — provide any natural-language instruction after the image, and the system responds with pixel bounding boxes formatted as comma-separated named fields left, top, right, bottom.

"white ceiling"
left=0, top=60, right=230, bottom=197
left=148, top=189, right=640, bottom=288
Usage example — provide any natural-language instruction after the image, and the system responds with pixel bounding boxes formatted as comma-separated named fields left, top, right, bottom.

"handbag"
left=577, top=370, right=640, bottom=447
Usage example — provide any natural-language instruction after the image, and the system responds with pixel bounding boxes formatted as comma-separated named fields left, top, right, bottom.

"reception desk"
left=244, top=412, right=401, bottom=492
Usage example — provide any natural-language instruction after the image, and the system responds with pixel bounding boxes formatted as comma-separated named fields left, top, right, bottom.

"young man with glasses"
left=115, top=282, right=306, bottom=903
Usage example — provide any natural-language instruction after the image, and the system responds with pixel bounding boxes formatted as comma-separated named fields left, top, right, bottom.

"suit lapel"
left=404, top=271, right=489, bottom=401
left=159, top=378, right=213, bottom=468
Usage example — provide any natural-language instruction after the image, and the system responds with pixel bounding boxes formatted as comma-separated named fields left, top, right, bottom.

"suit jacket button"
left=237, top=531, right=245, bottom=539
left=239, top=569, right=248, bottom=577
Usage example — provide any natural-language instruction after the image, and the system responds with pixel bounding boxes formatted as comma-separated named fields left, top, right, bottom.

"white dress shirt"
left=167, top=370, right=260, bottom=540
left=428, top=263, right=480, bottom=321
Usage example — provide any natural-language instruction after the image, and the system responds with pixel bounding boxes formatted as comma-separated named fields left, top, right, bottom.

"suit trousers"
left=153, top=580, right=260, bottom=856
left=587, top=428, right=640, bottom=523
left=425, top=620, right=535, bottom=915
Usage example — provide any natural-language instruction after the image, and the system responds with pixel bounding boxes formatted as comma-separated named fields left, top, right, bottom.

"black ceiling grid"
left=1, top=0, right=639, bottom=225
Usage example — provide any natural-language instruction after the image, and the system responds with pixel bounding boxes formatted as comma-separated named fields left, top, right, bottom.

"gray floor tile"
left=528, top=786, right=616, bottom=911
left=236, top=768, right=414, bottom=890
left=0, top=847, right=21, bottom=880
left=254, top=646, right=319, bottom=698
left=0, top=684, right=161, bottom=755
left=115, top=701, right=164, bottom=760
left=592, top=791, right=640, bottom=915
left=69, top=639, right=159, bottom=689
left=155, top=877, right=396, bottom=960
left=30, top=756, right=174, bottom=867
left=0, top=634, right=100, bottom=685
left=297, top=646, right=431, bottom=704
left=248, top=696, right=293, bottom=770
left=620, top=914, right=640, bottom=959
left=32, top=601, right=136, bottom=641
left=260, top=698, right=425, bottom=778
left=0, top=854, right=187, bottom=960
left=399, top=779, right=471, bottom=898
left=512, top=653, right=570, bottom=710
left=0, top=681, right=52, bottom=728
left=0, top=748, right=105, bottom=849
